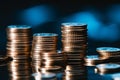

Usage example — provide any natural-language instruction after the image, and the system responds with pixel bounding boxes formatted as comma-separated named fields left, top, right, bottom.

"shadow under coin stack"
left=61, top=23, right=87, bottom=80
left=8, top=60, right=32, bottom=80
left=31, top=33, right=63, bottom=73
left=97, top=47, right=120, bottom=63
left=6, top=25, right=32, bottom=60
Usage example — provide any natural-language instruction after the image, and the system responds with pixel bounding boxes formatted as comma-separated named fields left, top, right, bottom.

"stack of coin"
left=31, top=33, right=63, bottom=73
left=6, top=25, right=32, bottom=60
left=95, top=63, right=120, bottom=74
left=61, top=23, right=88, bottom=76
left=8, top=60, right=32, bottom=80
left=84, top=55, right=106, bottom=66
left=97, top=47, right=120, bottom=63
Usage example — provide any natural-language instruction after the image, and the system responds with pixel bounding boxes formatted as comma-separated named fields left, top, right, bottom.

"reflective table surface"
left=1, top=62, right=120, bottom=80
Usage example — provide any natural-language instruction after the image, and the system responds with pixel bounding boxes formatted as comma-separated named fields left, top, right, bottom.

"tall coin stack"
left=61, top=23, right=87, bottom=79
left=97, top=47, right=120, bottom=63
left=31, top=33, right=63, bottom=73
left=6, top=25, right=32, bottom=60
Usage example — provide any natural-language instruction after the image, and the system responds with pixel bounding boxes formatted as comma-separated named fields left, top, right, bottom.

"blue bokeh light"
left=99, top=24, right=119, bottom=41
left=61, top=11, right=120, bottom=41
left=61, top=11, right=101, bottom=40
left=108, top=5, right=120, bottom=24
left=20, top=5, right=55, bottom=26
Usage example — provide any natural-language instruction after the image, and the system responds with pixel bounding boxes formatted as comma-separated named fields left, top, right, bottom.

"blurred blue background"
left=0, top=0, right=120, bottom=55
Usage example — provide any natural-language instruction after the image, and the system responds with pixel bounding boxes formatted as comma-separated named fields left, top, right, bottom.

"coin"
left=61, top=23, right=87, bottom=28
left=96, top=47, right=120, bottom=63
left=97, top=47, right=120, bottom=52
left=95, top=63, right=120, bottom=74
left=7, top=25, right=32, bottom=32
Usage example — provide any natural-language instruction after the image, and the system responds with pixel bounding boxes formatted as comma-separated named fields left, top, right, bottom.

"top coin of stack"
left=61, top=23, right=87, bottom=76
left=6, top=25, right=32, bottom=60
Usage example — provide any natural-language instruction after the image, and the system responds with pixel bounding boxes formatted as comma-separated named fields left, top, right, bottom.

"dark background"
left=0, top=0, right=120, bottom=55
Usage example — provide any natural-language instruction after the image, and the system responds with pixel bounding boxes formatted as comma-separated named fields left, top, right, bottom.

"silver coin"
left=61, top=23, right=87, bottom=27
left=8, top=25, right=31, bottom=29
left=96, top=63, right=120, bottom=69
left=97, top=47, right=120, bottom=52
left=33, top=33, right=58, bottom=37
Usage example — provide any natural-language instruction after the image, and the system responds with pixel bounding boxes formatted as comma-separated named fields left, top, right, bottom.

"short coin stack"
left=97, top=47, right=120, bottom=63
left=84, top=55, right=106, bottom=66
left=6, top=25, right=32, bottom=60
left=31, top=33, right=63, bottom=73
left=95, top=63, right=120, bottom=74
left=61, top=23, right=87, bottom=78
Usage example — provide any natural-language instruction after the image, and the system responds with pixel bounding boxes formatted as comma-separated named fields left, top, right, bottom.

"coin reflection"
left=8, top=60, right=32, bottom=80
